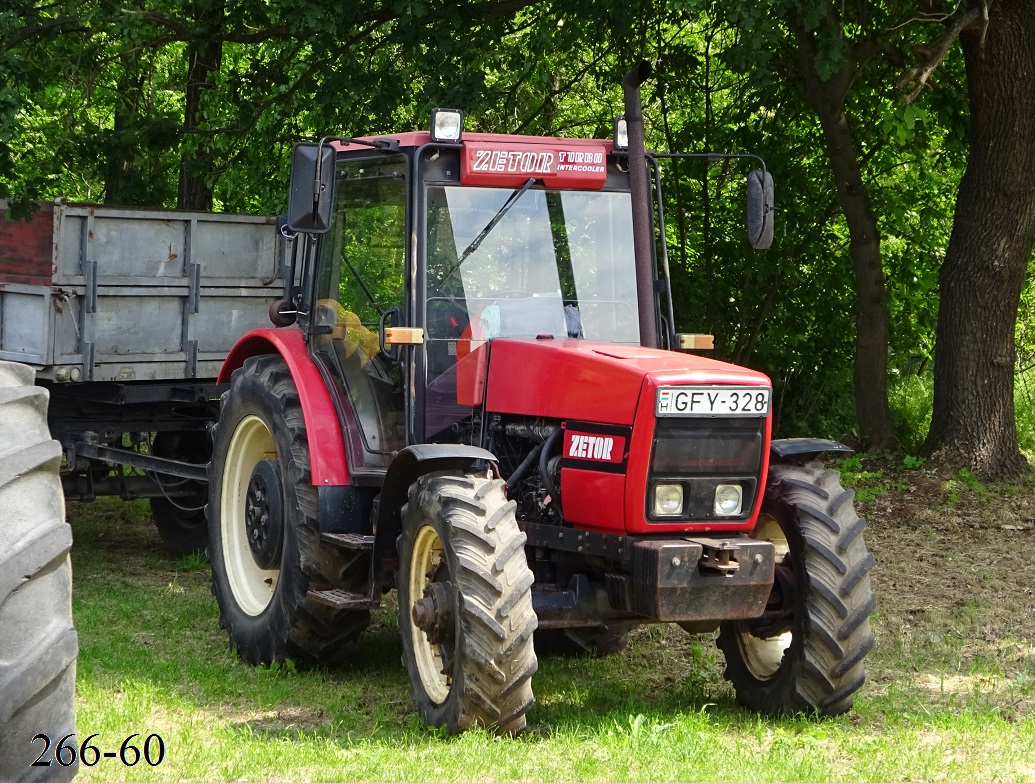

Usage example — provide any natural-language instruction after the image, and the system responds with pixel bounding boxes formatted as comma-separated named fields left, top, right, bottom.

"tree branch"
left=894, top=6, right=981, bottom=102
left=1, top=16, right=87, bottom=48
left=511, top=48, right=611, bottom=134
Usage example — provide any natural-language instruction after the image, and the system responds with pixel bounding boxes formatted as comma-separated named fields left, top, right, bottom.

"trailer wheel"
left=399, top=472, right=538, bottom=734
left=149, top=432, right=209, bottom=556
left=717, top=464, right=875, bottom=716
left=0, top=362, right=78, bottom=782
left=207, top=355, right=368, bottom=667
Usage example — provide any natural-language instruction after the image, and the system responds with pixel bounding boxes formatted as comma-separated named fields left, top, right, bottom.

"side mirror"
left=746, top=169, right=775, bottom=250
left=287, top=142, right=335, bottom=234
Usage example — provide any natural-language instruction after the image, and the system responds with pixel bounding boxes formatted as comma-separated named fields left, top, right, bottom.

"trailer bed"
left=0, top=200, right=285, bottom=382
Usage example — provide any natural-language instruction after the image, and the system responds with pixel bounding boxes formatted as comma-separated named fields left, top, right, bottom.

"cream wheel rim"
left=220, top=414, right=280, bottom=616
left=409, top=524, right=451, bottom=704
left=736, top=513, right=793, bottom=680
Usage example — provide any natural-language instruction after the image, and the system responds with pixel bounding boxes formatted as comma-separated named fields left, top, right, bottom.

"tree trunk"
left=177, top=2, right=223, bottom=211
left=103, top=61, right=144, bottom=206
left=792, top=22, right=897, bottom=449
left=103, top=97, right=133, bottom=206
left=922, top=0, right=1035, bottom=479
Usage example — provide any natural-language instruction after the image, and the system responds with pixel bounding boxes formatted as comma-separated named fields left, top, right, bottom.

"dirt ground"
left=857, top=460, right=1035, bottom=717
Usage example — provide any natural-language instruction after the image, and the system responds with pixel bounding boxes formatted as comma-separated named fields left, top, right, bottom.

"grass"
left=67, top=495, right=1035, bottom=783
left=837, top=455, right=915, bottom=502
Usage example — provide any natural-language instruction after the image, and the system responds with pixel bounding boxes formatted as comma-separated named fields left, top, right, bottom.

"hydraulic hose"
left=538, top=427, right=563, bottom=513
left=506, top=441, right=546, bottom=487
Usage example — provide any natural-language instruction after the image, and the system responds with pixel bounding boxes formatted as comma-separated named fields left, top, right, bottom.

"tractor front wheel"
left=399, top=472, right=538, bottom=734
left=717, top=464, right=875, bottom=716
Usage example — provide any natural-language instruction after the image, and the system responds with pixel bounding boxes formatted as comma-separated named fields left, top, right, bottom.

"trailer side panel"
left=0, top=201, right=285, bottom=381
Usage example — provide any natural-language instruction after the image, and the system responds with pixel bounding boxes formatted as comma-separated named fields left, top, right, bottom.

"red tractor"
left=206, top=65, right=874, bottom=733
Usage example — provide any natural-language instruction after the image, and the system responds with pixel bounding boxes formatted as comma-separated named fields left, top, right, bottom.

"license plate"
left=656, top=386, right=771, bottom=417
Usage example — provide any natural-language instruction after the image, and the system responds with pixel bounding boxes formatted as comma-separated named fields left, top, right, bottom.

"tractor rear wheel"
left=149, top=431, right=209, bottom=556
left=207, top=355, right=368, bottom=667
left=717, top=464, right=875, bottom=716
left=399, top=471, right=538, bottom=734
left=0, top=362, right=78, bottom=782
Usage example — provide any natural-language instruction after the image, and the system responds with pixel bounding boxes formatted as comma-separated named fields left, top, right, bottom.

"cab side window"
left=312, top=155, right=408, bottom=461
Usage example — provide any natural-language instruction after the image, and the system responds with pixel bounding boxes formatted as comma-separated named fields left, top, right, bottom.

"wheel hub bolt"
left=412, top=582, right=455, bottom=645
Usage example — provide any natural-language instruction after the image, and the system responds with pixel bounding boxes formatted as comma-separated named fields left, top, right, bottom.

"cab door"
left=309, top=153, right=410, bottom=473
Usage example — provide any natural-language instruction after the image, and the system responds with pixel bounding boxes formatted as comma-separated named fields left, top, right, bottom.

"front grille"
left=647, top=417, right=765, bottom=522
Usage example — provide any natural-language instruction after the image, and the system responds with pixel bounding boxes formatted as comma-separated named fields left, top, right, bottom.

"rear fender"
left=372, top=444, right=497, bottom=587
left=219, top=328, right=349, bottom=486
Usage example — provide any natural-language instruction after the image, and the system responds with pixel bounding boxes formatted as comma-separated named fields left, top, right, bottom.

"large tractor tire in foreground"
left=0, top=362, right=78, bottom=782
left=717, top=464, right=875, bottom=716
left=207, top=355, right=368, bottom=666
left=399, top=472, right=538, bottom=734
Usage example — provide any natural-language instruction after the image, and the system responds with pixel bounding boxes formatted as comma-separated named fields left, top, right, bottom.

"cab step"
left=306, top=588, right=375, bottom=611
left=320, top=532, right=375, bottom=550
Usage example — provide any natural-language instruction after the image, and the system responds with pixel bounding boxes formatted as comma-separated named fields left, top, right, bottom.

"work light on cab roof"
left=613, top=116, right=629, bottom=150
left=429, top=108, right=463, bottom=143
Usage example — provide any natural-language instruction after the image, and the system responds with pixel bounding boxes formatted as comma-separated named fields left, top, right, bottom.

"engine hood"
left=483, top=338, right=771, bottom=425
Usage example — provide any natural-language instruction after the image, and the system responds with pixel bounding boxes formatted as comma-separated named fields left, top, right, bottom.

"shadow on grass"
left=218, top=619, right=760, bottom=747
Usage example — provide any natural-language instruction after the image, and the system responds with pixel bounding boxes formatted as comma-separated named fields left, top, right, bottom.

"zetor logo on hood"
left=564, top=431, right=626, bottom=465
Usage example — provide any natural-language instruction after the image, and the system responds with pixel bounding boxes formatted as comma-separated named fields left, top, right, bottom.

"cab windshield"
left=425, top=185, right=640, bottom=344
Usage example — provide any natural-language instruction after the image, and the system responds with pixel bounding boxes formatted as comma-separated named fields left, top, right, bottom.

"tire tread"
left=207, top=355, right=369, bottom=668
left=0, top=362, right=78, bottom=782
left=400, top=473, right=537, bottom=734
left=717, top=463, right=875, bottom=717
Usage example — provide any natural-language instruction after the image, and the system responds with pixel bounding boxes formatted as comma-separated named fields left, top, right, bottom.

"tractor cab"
left=281, top=124, right=659, bottom=472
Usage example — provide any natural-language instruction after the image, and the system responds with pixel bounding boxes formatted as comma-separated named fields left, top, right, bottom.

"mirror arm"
left=648, top=157, right=678, bottom=350
left=653, top=151, right=768, bottom=173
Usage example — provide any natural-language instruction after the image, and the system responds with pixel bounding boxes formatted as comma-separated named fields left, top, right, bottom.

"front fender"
left=372, top=445, right=497, bottom=587
left=219, top=328, right=349, bottom=486
left=769, top=438, right=854, bottom=464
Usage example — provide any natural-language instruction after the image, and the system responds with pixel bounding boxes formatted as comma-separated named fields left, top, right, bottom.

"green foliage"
left=941, top=469, right=987, bottom=507
left=955, top=468, right=985, bottom=493
left=902, top=454, right=926, bottom=470
left=889, top=373, right=935, bottom=452
left=1015, top=370, right=1035, bottom=462
left=1, top=0, right=1031, bottom=458
left=837, top=456, right=903, bottom=502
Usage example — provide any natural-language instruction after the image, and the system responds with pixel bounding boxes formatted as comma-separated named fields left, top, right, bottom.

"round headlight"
left=714, top=484, right=743, bottom=516
left=653, top=483, right=684, bottom=516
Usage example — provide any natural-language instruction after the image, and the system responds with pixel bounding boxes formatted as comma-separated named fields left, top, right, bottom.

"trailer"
left=0, top=200, right=287, bottom=553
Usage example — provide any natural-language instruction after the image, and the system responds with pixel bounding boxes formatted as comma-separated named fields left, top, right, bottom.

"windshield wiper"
left=439, top=177, right=537, bottom=287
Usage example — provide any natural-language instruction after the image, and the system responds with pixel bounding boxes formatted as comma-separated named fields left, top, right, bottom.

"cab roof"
left=337, top=131, right=618, bottom=153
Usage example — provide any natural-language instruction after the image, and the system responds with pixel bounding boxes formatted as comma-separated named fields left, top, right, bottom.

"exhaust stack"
left=622, top=61, right=658, bottom=349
